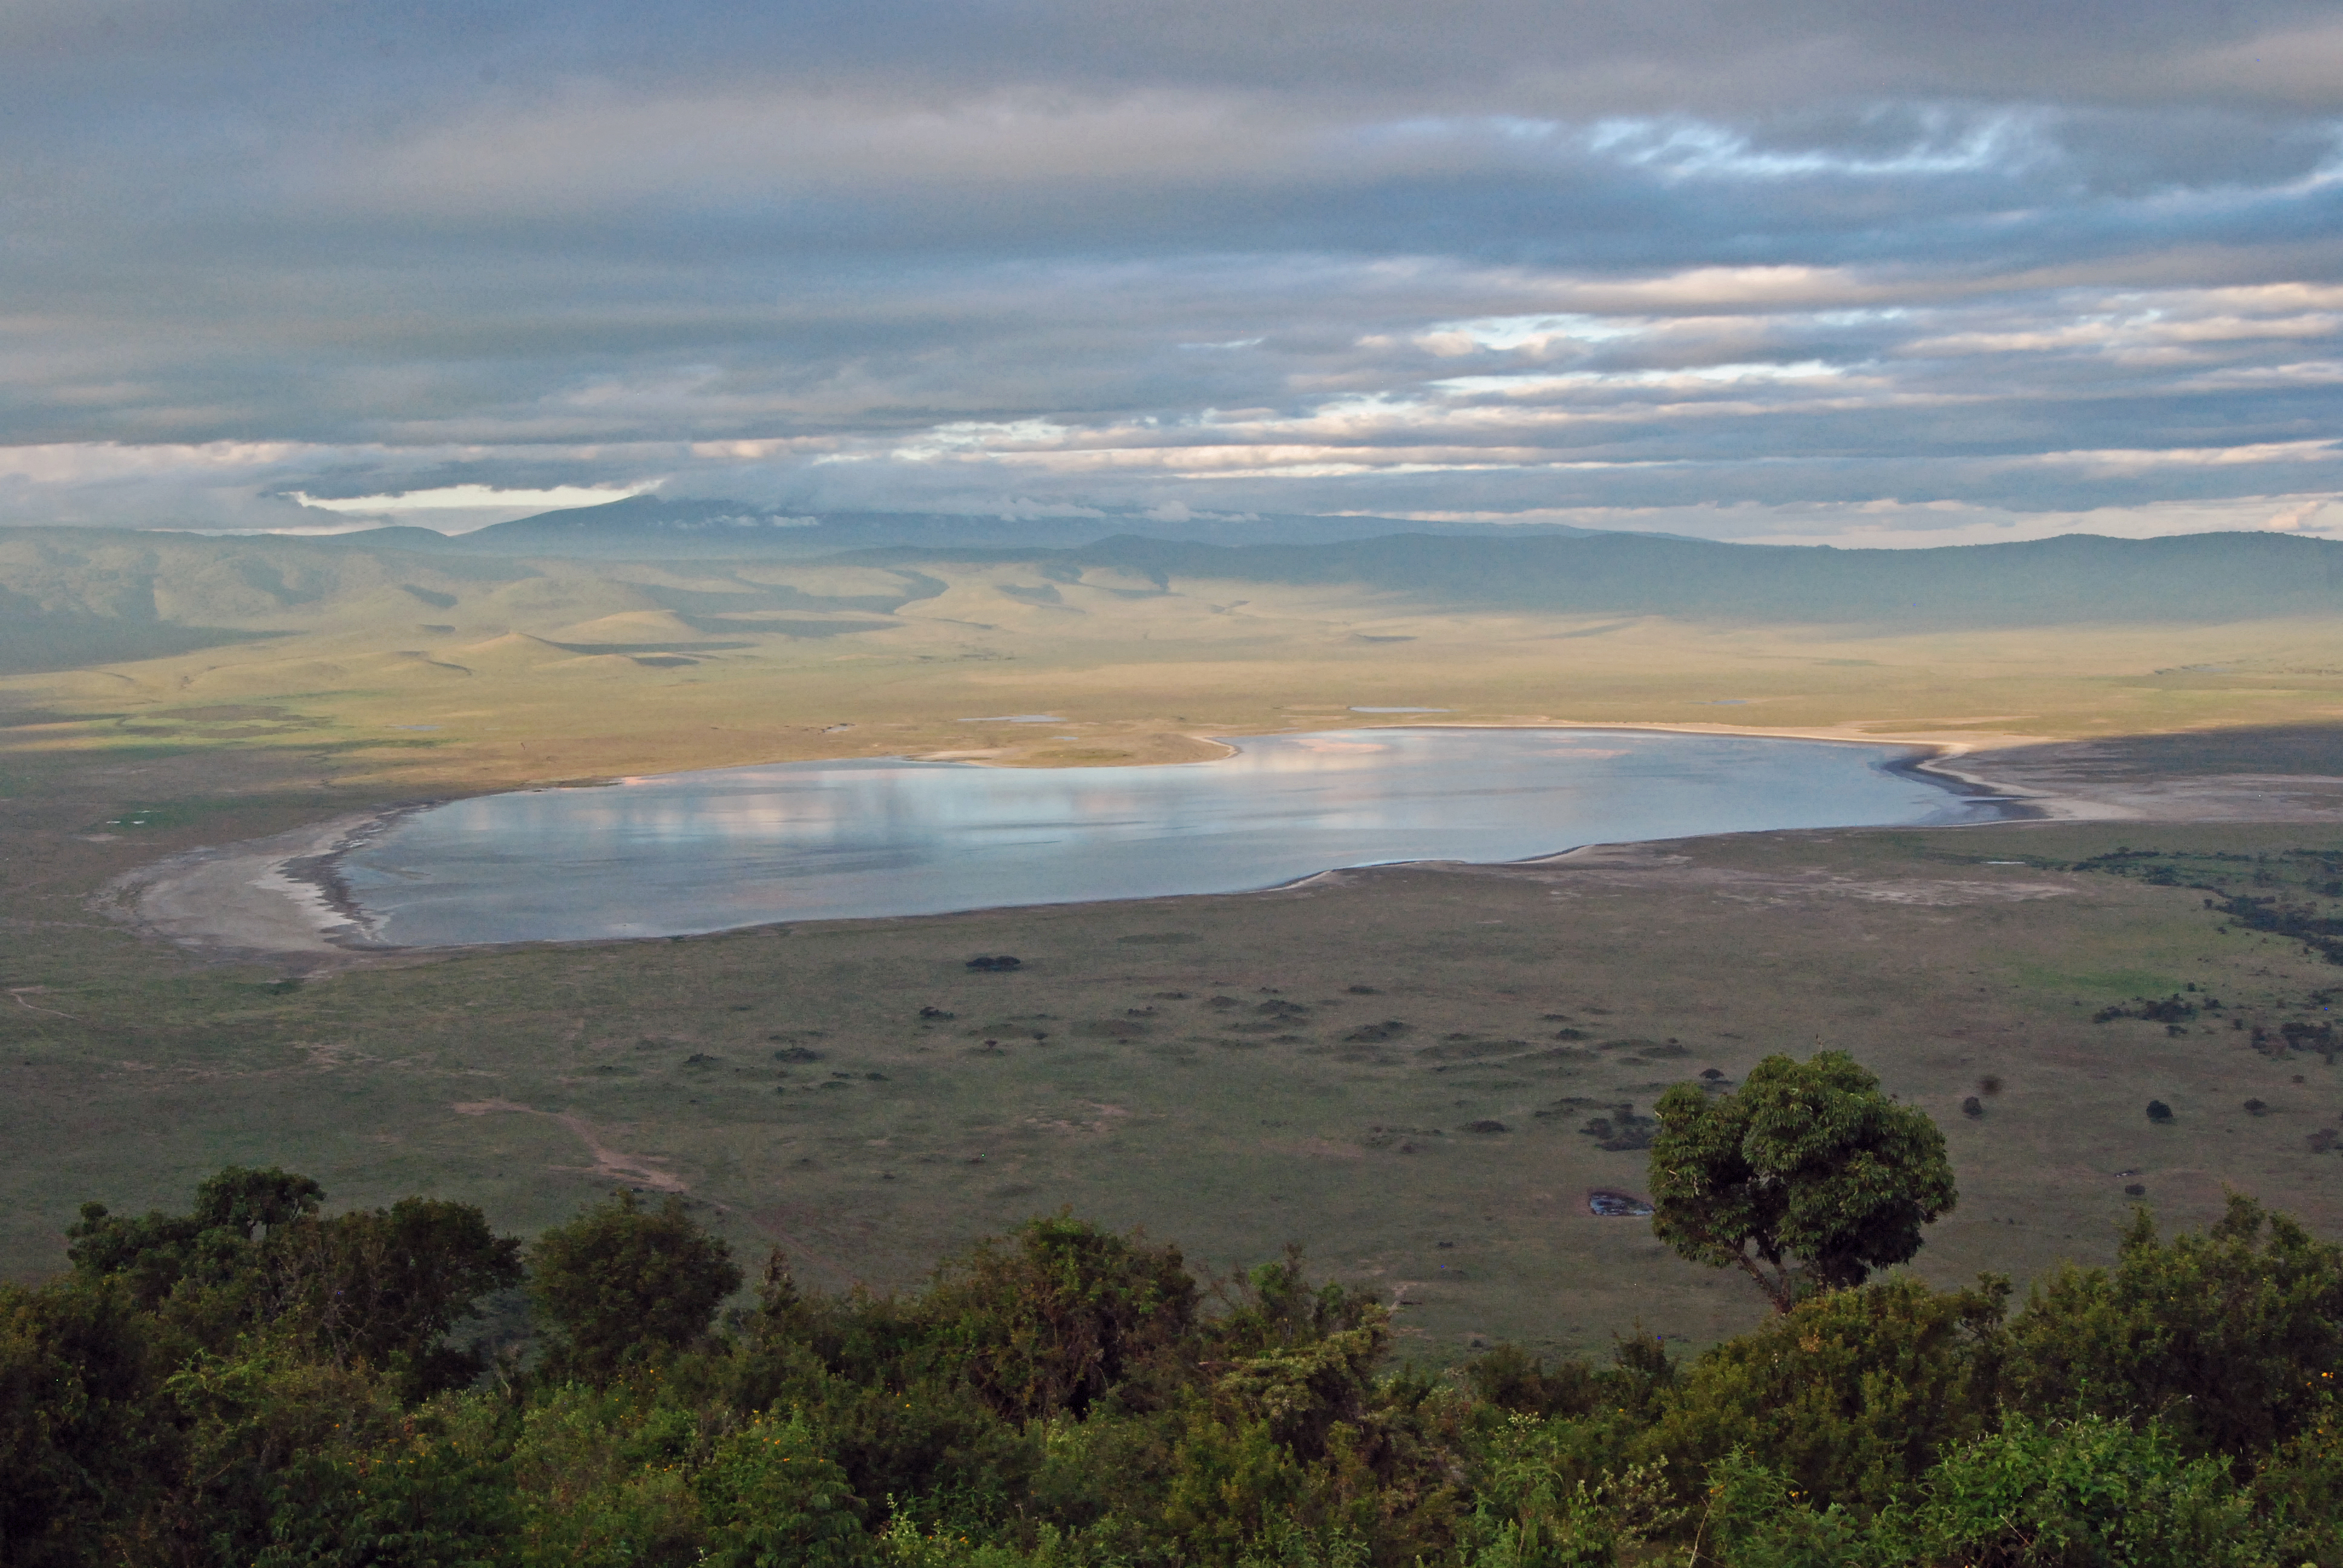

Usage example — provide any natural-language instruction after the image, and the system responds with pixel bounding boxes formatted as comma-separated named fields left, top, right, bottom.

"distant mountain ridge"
left=379, top=499, right=2343, bottom=630
left=433, top=495, right=1614, bottom=557
left=834, top=528, right=2343, bottom=630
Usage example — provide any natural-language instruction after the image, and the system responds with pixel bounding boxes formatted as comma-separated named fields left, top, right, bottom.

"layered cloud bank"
left=2, top=0, right=2339, bottom=544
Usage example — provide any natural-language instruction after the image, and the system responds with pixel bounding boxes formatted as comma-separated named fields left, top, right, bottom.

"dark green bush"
left=922, top=1211, right=1198, bottom=1420
left=20, top=1152, right=2343, bottom=1566
left=2002, top=1193, right=2343, bottom=1457
left=1640, top=1273, right=2007, bottom=1515
left=528, top=1192, right=742, bottom=1380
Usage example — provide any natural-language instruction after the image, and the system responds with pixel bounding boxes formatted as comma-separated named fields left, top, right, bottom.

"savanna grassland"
left=12, top=777, right=2343, bottom=1359
left=9, top=524, right=2343, bottom=1360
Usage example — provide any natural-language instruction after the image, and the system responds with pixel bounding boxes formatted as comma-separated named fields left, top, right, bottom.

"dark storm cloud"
left=1, top=0, right=2338, bottom=541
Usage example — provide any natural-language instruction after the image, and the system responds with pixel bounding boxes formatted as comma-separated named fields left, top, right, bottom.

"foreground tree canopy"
left=1648, top=1050, right=1959, bottom=1311
left=7, top=1108, right=2343, bottom=1563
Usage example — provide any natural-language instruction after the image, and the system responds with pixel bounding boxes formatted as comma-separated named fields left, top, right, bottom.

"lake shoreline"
left=1346, top=720, right=2053, bottom=820
left=103, top=811, right=400, bottom=959
left=117, top=725, right=2043, bottom=958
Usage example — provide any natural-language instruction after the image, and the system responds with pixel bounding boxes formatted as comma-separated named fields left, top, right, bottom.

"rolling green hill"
left=859, top=529, right=2343, bottom=630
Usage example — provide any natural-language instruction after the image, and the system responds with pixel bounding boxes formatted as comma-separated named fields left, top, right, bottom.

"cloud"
left=284, top=482, right=656, bottom=532
left=2262, top=496, right=2336, bottom=531
left=1, top=1, right=2341, bottom=541
left=288, top=483, right=650, bottom=512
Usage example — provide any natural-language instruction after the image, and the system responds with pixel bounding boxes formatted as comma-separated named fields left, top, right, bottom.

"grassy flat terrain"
left=10, top=740, right=2343, bottom=1361
left=9, top=526, right=2343, bottom=1361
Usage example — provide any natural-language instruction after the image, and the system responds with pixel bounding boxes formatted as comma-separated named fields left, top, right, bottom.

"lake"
left=334, top=728, right=1999, bottom=946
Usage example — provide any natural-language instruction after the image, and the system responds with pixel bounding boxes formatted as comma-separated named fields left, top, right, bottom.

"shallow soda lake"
left=335, top=728, right=1998, bottom=946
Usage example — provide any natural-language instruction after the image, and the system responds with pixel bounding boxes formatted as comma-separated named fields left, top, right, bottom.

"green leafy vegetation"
left=2071, top=845, right=2343, bottom=967
left=9, top=1124, right=2343, bottom=1566
left=1650, top=1053, right=1957, bottom=1313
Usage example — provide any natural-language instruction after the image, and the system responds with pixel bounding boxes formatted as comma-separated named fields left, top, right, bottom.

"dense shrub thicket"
left=8, top=1169, right=2343, bottom=1566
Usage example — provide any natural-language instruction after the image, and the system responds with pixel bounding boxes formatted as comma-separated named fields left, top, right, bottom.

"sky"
left=3, top=0, right=2341, bottom=547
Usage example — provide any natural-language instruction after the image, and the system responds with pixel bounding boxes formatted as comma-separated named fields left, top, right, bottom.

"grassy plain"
left=10, top=744, right=2343, bottom=1359
left=9, top=531, right=2343, bottom=1361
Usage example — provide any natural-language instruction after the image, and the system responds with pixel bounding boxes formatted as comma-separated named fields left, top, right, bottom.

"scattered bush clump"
left=1578, top=1103, right=1658, bottom=1152
left=2095, top=995, right=2201, bottom=1024
left=2281, top=1019, right=2340, bottom=1061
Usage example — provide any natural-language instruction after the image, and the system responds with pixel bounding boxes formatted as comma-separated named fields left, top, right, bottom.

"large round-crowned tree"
left=1648, top=1051, right=1956, bottom=1313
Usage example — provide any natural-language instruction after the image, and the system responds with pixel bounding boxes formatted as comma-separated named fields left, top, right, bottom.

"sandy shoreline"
left=102, top=811, right=404, bottom=960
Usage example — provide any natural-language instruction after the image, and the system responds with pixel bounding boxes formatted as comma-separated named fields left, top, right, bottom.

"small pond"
left=335, top=727, right=1997, bottom=946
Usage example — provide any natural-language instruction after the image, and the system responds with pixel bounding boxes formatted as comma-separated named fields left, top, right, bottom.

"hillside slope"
left=5, top=526, right=2336, bottom=674
left=844, top=529, right=2343, bottom=630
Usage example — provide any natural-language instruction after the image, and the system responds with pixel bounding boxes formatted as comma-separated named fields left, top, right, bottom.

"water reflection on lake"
left=338, top=728, right=1991, bottom=946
